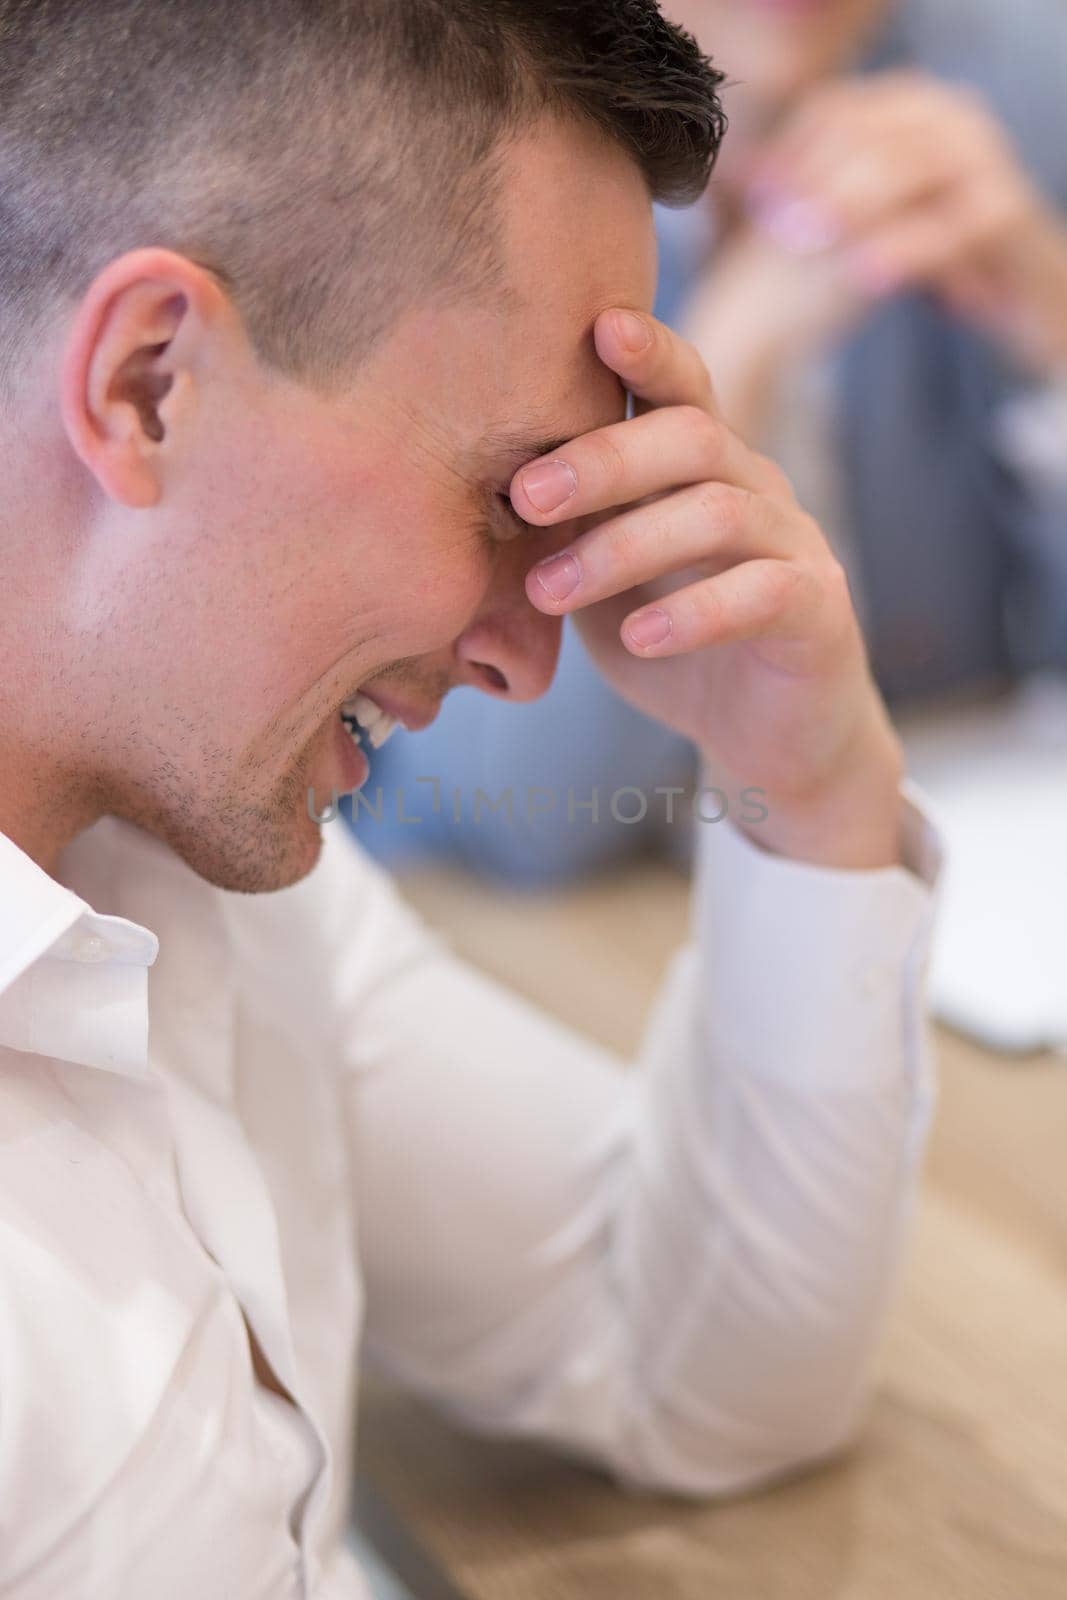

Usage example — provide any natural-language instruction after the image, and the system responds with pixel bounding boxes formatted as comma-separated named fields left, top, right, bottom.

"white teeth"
left=340, top=691, right=400, bottom=751
left=342, top=692, right=384, bottom=729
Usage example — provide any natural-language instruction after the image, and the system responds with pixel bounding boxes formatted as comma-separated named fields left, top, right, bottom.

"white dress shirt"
left=0, top=798, right=938, bottom=1598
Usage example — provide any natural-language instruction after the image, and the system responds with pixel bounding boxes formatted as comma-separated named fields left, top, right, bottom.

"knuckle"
left=607, top=513, right=652, bottom=568
left=948, top=82, right=987, bottom=119
left=677, top=404, right=723, bottom=459
left=759, top=453, right=795, bottom=502
left=694, top=360, right=717, bottom=412
left=819, top=554, right=854, bottom=609
left=587, top=430, right=628, bottom=492
left=793, top=505, right=828, bottom=545
left=694, top=581, right=724, bottom=631
left=941, top=82, right=995, bottom=140
left=695, top=479, right=746, bottom=535
left=760, top=561, right=803, bottom=613
left=988, top=185, right=1027, bottom=230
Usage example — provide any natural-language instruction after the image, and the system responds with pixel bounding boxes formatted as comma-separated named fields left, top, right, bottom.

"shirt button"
left=74, top=934, right=108, bottom=964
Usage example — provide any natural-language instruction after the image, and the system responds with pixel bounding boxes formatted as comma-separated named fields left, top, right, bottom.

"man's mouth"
left=340, top=692, right=402, bottom=752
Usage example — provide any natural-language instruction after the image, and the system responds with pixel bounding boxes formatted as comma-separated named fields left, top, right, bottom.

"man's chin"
left=112, top=763, right=329, bottom=894
left=152, top=805, right=327, bottom=895
left=109, top=724, right=344, bottom=894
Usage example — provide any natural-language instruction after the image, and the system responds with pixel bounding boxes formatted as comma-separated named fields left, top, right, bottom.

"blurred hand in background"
left=748, top=73, right=1067, bottom=361
left=670, top=0, right=1067, bottom=436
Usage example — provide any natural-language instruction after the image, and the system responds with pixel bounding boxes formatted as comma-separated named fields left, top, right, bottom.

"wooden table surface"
left=358, top=859, right=1067, bottom=1600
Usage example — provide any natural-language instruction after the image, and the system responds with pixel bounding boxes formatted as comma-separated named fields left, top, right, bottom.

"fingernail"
left=520, top=460, right=578, bottom=515
left=614, top=310, right=652, bottom=352
left=533, top=552, right=581, bottom=603
left=626, top=609, right=672, bottom=648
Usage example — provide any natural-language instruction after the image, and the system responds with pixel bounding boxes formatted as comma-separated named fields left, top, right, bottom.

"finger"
left=752, top=76, right=997, bottom=251
left=755, top=75, right=885, bottom=179
left=771, top=101, right=947, bottom=194
left=758, top=131, right=962, bottom=249
left=524, top=481, right=797, bottom=614
left=749, top=120, right=939, bottom=257
left=758, top=71, right=958, bottom=188
left=620, top=558, right=825, bottom=657
left=783, top=98, right=1005, bottom=222
left=847, top=181, right=1024, bottom=296
left=591, top=308, right=718, bottom=418
left=937, top=260, right=1012, bottom=323
left=509, top=404, right=790, bottom=529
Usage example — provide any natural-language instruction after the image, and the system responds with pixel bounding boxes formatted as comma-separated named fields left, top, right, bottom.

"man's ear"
left=60, top=248, right=227, bottom=509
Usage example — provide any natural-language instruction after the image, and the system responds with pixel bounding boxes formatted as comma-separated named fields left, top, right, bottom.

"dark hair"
left=0, top=0, right=725, bottom=393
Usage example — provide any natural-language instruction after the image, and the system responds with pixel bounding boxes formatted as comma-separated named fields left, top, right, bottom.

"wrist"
left=713, top=714, right=906, bottom=871
left=995, top=209, right=1067, bottom=377
left=684, top=308, right=792, bottom=439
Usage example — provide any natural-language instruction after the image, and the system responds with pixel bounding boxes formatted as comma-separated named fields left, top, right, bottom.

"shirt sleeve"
left=330, top=790, right=940, bottom=1498
left=992, top=369, right=1067, bottom=672
left=994, top=369, right=1067, bottom=497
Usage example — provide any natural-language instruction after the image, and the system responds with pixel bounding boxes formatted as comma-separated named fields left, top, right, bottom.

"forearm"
left=991, top=209, right=1067, bottom=380
left=600, top=795, right=939, bottom=1493
left=688, top=324, right=786, bottom=447
left=676, top=231, right=862, bottom=446
left=681, top=300, right=790, bottom=446
left=347, top=793, right=938, bottom=1499
left=462, top=794, right=936, bottom=1495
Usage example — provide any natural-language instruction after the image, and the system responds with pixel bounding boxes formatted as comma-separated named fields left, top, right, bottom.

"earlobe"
left=59, top=249, right=210, bottom=511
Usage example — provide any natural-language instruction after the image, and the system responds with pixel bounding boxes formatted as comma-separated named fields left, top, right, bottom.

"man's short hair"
left=0, top=0, right=725, bottom=397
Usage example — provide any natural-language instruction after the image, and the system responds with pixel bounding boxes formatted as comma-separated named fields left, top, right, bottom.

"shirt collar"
left=0, top=827, right=159, bottom=1077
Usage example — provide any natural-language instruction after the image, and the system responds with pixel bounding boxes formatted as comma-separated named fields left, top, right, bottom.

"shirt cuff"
left=691, top=783, right=941, bottom=1093
left=994, top=370, right=1067, bottom=496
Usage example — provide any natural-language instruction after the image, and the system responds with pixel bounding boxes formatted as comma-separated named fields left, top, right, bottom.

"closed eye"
left=492, top=491, right=529, bottom=541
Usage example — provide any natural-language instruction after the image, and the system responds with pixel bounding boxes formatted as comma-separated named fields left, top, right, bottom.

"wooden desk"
left=358, top=861, right=1067, bottom=1600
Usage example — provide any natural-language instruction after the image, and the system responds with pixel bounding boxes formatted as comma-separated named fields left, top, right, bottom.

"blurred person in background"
left=359, top=0, right=1067, bottom=884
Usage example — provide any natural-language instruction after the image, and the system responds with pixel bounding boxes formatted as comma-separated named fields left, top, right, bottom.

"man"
left=362, top=0, right=1067, bottom=884
left=0, top=3, right=938, bottom=1595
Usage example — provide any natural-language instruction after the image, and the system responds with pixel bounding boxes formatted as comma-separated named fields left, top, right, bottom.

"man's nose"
left=452, top=545, right=567, bottom=703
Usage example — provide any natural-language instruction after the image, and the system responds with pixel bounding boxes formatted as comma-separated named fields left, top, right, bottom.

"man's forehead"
left=462, top=362, right=636, bottom=470
left=365, top=294, right=631, bottom=488
left=384, top=120, right=655, bottom=477
left=478, top=322, right=624, bottom=443
left=469, top=307, right=636, bottom=471
left=498, top=113, right=658, bottom=294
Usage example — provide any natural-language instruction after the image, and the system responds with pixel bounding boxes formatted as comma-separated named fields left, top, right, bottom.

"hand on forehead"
left=508, top=308, right=721, bottom=523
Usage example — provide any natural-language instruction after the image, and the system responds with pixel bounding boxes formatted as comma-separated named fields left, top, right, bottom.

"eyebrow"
left=476, top=427, right=581, bottom=470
